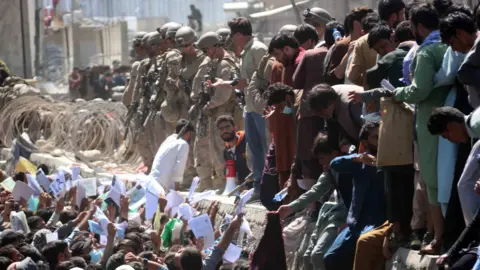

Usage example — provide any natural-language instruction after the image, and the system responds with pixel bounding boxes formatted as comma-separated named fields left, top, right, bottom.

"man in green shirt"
left=277, top=133, right=348, bottom=269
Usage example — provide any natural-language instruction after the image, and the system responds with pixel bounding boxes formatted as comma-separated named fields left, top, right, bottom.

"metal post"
left=19, top=0, right=28, bottom=78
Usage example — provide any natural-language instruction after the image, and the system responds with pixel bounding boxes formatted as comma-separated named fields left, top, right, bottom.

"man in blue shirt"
left=323, top=121, right=386, bottom=270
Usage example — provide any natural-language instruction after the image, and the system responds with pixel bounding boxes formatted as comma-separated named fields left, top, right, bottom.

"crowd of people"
left=68, top=62, right=128, bottom=101
left=4, top=0, right=480, bottom=269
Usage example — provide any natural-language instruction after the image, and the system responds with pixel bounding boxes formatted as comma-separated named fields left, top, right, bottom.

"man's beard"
left=221, top=132, right=236, bottom=142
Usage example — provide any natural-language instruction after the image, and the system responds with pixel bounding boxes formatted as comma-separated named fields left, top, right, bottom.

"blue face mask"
left=282, top=106, right=292, bottom=114
left=90, top=249, right=103, bottom=264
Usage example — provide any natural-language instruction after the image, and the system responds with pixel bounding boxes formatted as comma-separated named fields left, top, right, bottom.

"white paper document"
left=235, top=188, right=254, bottom=215
left=145, top=180, right=164, bottom=220
left=45, top=232, right=58, bottom=243
left=188, top=177, right=200, bottom=202
left=26, top=174, right=42, bottom=196
left=165, top=190, right=184, bottom=217
left=76, top=180, right=87, bottom=207
left=223, top=243, right=242, bottom=263
left=36, top=169, right=50, bottom=192
left=0, top=177, right=15, bottom=192
left=127, top=184, right=146, bottom=211
left=82, top=178, right=97, bottom=197
left=70, top=165, right=81, bottom=181
left=188, top=214, right=215, bottom=249
left=189, top=190, right=215, bottom=205
left=177, top=203, right=193, bottom=221
left=106, top=187, right=121, bottom=207
left=12, top=181, right=34, bottom=202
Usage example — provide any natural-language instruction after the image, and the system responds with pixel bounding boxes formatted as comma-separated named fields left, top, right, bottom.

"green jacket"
left=395, top=43, right=449, bottom=194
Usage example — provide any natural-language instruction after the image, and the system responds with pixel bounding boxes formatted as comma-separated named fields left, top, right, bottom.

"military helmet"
left=303, top=7, right=333, bottom=26
left=158, top=22, right=182, bottom=39
left=216, top=28, right=231, bottom=45
left=175, top=26, right=196, bottom=46
left=196, top=32, right=221, bottom=50
left=166, top=23, right=183, bottom=40
left=279, top=24, right=297, bottom=35
left=147, top=32, right=162, bottom=46
left=132, top=31, right=147, bottom=46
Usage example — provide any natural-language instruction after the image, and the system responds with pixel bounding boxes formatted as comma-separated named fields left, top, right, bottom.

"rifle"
left=123, top=101, right=139, bottom=140
left=143, top=59, right=167, bottom=128
left=177, top=74, right=211, bottom=139
left=134, top=65, right=157, bottom=140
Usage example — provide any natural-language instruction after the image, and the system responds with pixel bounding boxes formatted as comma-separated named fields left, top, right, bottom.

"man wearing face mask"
left=191, top=32, right=241, bottom=191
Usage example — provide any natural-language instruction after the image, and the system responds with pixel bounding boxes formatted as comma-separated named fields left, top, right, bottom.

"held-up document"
left=12, top=181, right=34, bottom=202
left=235, top=188, right=254, bottom=215
left=189, top=214, right=215, bottom=249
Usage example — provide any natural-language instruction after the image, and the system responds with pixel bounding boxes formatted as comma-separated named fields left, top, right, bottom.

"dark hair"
left=180, top=247, right=203, bottom=270
left=37, top=164, right=49, bottom=175
left=129, top=261, right=144, bottom=270
left=427, top=107, right=465, bottom=135
left=367, top=23, right=393, bottom=48
left=433, top=0, right=453, bottom=17
left=268, top=34, right=300, bottom=53
left=42, top=240, right=68, bottom=269
left=215, top=115, right=235, bottom=128
left=142, top=241, right=155, bottom=252
left=345, top=7, right=375, bottom=34
left=85, top=263, right=103, bottom=270
left=410, top=3, right=440, bottom=30
left=440, top=12, right=476, bottom=44
left=263, top=83, right=295, bottom=106
left=475, top=2, right=480, bottom=30
left=36, top=207, right=54, bottom=223
left=0, top=257, right=12, bottom=269
left=56, top=261, right=76, bottom=270
left=0, top=245, right=16, bottom=260
left=28, top=216, right=45, bottom=230
left=312, top=132, right=339, bottom=155
left=294, top=24, right=319, bottom=45
left=307, top=84, right=338, bottom=110
left=105, top=250, right=125, bottom=270
left=59, top=209, right=79, bottom=224
left=228, top=17, right=253, bottom=36
left=361, top=12, right=381, bottom=33
left=324, top=21, right=345, bottom=47
left=14, top=172, right=26, bottom=182
left=359, top=121, right=380, bottom=141
left=17, top=243, right=44, bottom=262
left=115, top=239, right=142, bottom=254
left=175, top=119, right=195, bottom=134
left=378, top=0, right=406, bottom=22
left=395, top=21, right=415, bottom=42
left=71, top=256, right=88, bottom=268
left=164, top=252, right=179, bottom=270
left=446, top=4, right=473, bottom=17
left=405, top=0, right=427, bottom=20
left=125, top=232, right=142, bottom=244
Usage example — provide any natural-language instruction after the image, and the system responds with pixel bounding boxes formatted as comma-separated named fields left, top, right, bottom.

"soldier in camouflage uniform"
left=123, top=32, right=147, bottom=107
left=193, top=31, right=241, bottom=191
left=177, top=26, right=207, bottom=187
left=131, top=32, right=163, bottom=169
left=216, top=27, right=244, bottom=131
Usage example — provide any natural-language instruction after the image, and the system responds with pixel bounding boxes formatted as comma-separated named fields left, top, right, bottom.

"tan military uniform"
left=180, top=49, right=206, bottom=188
left=132, top=57, right=156, bottom=167
left=195, top=53, right=239, bottom=190
left=122, top=61, right=141, bottom=106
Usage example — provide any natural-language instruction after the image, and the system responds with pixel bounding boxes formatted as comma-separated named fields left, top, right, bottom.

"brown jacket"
left=325, top=37, right=350, bottom=85
left=292, top=47, right=328, bottom=118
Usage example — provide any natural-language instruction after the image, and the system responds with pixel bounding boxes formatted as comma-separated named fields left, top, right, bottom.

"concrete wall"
left=136, top=17, right=169, bottom=33
left=0, top=0, right=34, bottom=78
left=100, top=21, right=129, bottom=66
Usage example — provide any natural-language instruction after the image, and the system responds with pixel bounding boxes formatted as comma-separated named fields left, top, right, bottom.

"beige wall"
left=0, top=0, right=34, bottom=78
left=137, top=17, right=169, bottom=32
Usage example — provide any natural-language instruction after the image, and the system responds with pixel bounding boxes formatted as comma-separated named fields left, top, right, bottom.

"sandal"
left=420, top=238, right=442, bottom=255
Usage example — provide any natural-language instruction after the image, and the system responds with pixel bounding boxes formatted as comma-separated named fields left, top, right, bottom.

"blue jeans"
left=323, top=225, right=375, bottom=270
left=245, top=112, right=267, bottom=189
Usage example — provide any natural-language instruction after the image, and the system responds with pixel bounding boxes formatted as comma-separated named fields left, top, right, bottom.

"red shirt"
left=269, top=48, right=306, bottom=87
